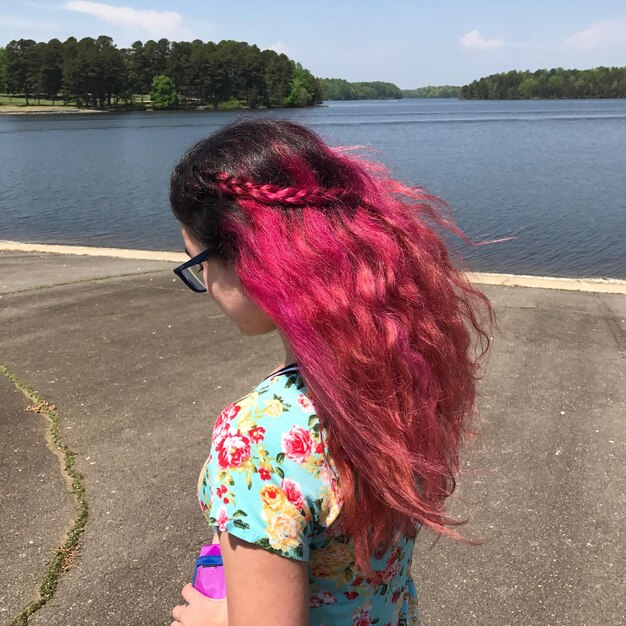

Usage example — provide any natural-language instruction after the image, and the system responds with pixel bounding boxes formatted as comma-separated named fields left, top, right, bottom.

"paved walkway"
left=1, top=249, right=624, bottom=625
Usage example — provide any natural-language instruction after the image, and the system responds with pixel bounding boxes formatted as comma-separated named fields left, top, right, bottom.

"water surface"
left=1, top=99, right=624, bottom=278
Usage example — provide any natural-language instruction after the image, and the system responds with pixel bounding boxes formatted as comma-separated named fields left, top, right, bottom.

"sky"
left=1, top=0, right=625, bottom=88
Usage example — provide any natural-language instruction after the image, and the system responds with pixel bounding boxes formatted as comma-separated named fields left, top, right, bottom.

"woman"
left=169, top=118, right=494, bottom=626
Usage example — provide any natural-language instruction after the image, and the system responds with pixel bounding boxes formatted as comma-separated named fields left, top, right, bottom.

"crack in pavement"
left=0, top=365, right=89, bottom=626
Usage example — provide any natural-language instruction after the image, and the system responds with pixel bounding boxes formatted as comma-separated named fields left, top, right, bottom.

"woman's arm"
left=219, top=531, right=309, bottom=626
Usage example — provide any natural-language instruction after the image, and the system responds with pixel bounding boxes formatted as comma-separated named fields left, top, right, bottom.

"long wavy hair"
left=170, top=117, right=496, bottom=577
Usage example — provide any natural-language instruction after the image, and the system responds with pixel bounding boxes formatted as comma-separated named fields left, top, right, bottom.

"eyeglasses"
left=173, top=247, right=214, bottom=293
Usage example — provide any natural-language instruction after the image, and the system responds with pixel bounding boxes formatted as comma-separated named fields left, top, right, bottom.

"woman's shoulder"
left=204, top=368, right=343, bottom=561
left=219, top=369, right=316, bottom=438
left=210, top=368, right=328, bottom=476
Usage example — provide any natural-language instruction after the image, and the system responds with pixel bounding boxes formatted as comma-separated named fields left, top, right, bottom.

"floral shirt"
left=197, top=364, right=420, bottom=625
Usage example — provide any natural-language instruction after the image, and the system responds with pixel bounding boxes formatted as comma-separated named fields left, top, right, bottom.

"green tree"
left=0, top=47, right=6, bottom=93
left=61, top=36, right=127, bottom=108
left=191, top=40, right=221, bottom=106
left=5, top=39, right=37, bottom=103
left=39, top=38, right=63, bottom=104
left=285, top=62, right=321, bottom=106
left=167, top=41, right=193, bottom=103
left=144, top=38, right=170, bottom=78
left=126, top=41, right=152, bottom=102
left=95, top=35, right=126, bottom=106
left=27, top=42, right=46, bottom=104
left=262, top=51, right=293, bottom=106
left=150, top=74, right=178, bottom=109
left=237, top=44, right=267, bottom=107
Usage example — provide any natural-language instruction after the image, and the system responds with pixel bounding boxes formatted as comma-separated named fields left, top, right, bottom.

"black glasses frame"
left=173, top=247, right=214, bottom=293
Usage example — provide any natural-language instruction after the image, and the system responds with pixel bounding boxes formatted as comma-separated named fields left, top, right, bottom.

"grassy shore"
left=0, top=94, right=105, bottom=114
left=0, top=93, right=320, bottom=114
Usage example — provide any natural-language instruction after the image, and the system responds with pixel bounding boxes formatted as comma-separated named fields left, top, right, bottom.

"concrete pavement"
left=1, top=249, right=624, bottom=625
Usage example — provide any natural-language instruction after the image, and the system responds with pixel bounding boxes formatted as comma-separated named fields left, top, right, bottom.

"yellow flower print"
left=263, top=398, right=284, bottom=418
left=265, top=511, right=304, bottom=552
left=260, top=498, right=301, bottom=524
left=237, top=413, right=257, bottom=436
left=234, top=392, right=259, bottom=420
left=318, top=486, right=342, bottom=527
left=310, top=540, right=353, bottom=578
left=259, top=484, right=288, bottom=510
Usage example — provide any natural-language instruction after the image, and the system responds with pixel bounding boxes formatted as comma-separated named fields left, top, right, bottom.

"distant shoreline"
left=0, top=105, right=104, bottom=115
left=0, top=103, right=329, bottom=116
left=3, top=97, right=626, bottom=115
left=2, top=240, right=625, bottom=294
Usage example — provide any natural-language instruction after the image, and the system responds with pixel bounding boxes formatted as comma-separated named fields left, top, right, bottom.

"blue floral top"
left=197, top=364, right=420, bottom=625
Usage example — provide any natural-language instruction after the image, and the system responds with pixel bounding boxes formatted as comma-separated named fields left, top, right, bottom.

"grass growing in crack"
left=0, top=365, right=89, bottom=626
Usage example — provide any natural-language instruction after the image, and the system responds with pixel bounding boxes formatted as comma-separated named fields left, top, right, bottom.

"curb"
left=1, top=240, right=625, bottom=294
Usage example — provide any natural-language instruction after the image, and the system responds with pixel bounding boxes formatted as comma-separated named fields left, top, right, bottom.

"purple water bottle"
left=192, top=544, right=227, bottom=599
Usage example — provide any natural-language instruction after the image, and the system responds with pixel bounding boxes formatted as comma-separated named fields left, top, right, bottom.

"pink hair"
left=208, top=146, right=497, bottom=577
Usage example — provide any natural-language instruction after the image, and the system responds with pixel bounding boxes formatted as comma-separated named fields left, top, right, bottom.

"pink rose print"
left=383, top=560, right=400, bottom=583
left=310, top=591, right=336, bottom=608
left=352, top=605, right=372, bottom=626
left=216, top=432, right=251, bottom=469
left=281, top=426, right=313, bottom=464
left=216, top=506, right=229, bottom=531
left=213, top=403, right=240, bottom=440
left=297, top=394, right=315, bottom=413
left=310, top=595, right=323, bottom=609
left=281, top=478, right=304, bottom=509
left=386, top=547, right=400, bottom=567
left=215, top=485, right=228, bottom=499
left=248, top=425, right=265, bottom=443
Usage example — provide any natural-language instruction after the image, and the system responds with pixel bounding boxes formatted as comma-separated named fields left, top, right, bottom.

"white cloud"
left=268, top=40, right=289, bottom=55
left=564, top=18, right=626, bottom=49
left=62, top=1, right=201, bottom=40
left=459, top=29, right=505, bottom=50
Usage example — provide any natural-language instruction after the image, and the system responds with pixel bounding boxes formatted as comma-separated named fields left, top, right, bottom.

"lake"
left=1, top=98, right=625, bottom=278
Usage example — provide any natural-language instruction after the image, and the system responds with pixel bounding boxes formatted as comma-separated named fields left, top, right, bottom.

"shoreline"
left=0, top=105, right=104, bottom=115
left=2, top=240, right=625, bottom=294
left=0, top=103, right=329, bottom=116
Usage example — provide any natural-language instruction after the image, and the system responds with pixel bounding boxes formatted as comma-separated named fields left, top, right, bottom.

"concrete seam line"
left=1, top=268, right=174, bottom=295
left=0, top=365, right=89, bottom=626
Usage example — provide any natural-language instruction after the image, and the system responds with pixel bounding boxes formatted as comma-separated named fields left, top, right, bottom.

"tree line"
left=319, top=78, right=403, bottom=100
left=401, top=85, right=460, bottom=98
left=0, top=37, right=322, bottom=109
left=460, top=67, right=626, bottom=99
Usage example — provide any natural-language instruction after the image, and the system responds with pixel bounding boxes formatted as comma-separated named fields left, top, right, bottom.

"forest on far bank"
left=1, top=37, right=624, bottom=108
left=311, top=67, right=626, bottom=101
left=460, top=67, right=626, bottom=99
left=0, top=37, right=321, bottom=110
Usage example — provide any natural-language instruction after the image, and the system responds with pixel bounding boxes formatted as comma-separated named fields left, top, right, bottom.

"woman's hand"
left=170, top=583, right=228, bottom=626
